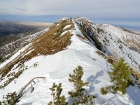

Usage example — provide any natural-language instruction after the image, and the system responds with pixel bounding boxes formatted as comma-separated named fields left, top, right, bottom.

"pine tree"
left=0, top=92, right=19, bottom=105
left=108, top=58, right=134, bottom=94
left=48, top=83, right=67, bottom=105
left=0, top=55, right=3, bottom=62
left=100, top=87, right=107, bottom=95
left=68, top=66, right=95, bottom=105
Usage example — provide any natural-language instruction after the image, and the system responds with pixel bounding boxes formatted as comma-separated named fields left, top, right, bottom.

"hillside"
left=0, top=17, right=140, bottom=105
left=0, top=21, right=52, bottom=37
left=75, top=17, right=140, bottom=72
left=0, top=21, right=53, bottom=63
left=0, top=28, right=50, bottom=63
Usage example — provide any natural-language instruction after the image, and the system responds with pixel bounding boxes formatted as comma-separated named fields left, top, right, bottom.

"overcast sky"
left=0, top=0, right=140, bottom=17
left=0, top=0, right=140, bottom=30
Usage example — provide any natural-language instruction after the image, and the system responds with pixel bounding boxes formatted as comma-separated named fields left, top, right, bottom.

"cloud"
left=15, top=8, right=26, bottom=11
left=0, top=8, right=8, bottom=10
left=0, top=0, right=139, bottom=19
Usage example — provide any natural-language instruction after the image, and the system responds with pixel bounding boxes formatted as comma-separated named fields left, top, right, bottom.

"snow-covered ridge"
left=74, top=17, right=140, bottom=72
left=96, top=24, right=140, bottom=72
left=98, top=24, right=140, bottom=50
left=0, top=17, right=140, bottom=105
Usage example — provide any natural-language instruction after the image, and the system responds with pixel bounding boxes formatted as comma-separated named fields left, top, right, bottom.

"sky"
left=0, top=0, right=140, bottom=30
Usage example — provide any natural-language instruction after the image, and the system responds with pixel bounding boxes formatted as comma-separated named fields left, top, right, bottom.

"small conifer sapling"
left=68, top=66, right=95, bottom=105
left=48, top=83, right=67, bottom=105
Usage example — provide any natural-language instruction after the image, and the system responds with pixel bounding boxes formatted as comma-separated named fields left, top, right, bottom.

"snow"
left=0, top=28, right=49, bottom=69
left=0, top=44, right=31, bottom=69
left=63, top=25, right=71, bottom=30
left=1, top=36, right=112, bottom=104
left=97, top=24, right=140, bottom=72
left=62, top=17, right=68, bottom=20
left=60, top=31, right=68, bottom=36
left=0, top=18, right=140, bottom=105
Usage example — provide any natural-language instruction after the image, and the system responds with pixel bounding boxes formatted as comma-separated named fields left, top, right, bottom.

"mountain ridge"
left=0, top=17, right=140, bottom=105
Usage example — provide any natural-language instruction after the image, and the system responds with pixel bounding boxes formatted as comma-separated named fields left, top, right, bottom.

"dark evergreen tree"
left=101, top=58, right=134, bottom=95
left=48, top=83, right=67, bottom=105
left=68, top=66, right=95, bottom=105
left=0, top=92, right=20, bottom=105
left=0, top=55, right=3, bottom=62
left=100, top=87, right=107, bottom=95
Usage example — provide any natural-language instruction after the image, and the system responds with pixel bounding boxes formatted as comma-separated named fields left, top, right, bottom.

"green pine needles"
left=68, top=66, right=89, bottom=97
left=48, top=83, right=67, bottom=105
left=100, top=58, right=134, bottom=95
left=48, top=66, right=95, bottom=105
left=0, top=92, right=20, bottom=105
left=68, top=66, right=95, bottom=105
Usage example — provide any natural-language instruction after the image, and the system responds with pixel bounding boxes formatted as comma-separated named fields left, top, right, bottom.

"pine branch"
left=18, top=77, right=46, bottom=97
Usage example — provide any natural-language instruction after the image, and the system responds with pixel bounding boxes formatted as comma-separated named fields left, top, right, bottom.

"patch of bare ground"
left=0, top=19, right=74, bottom=88
left=126, top=39, right=140, bottom=49
left=76, top=34, right=87, bottom=40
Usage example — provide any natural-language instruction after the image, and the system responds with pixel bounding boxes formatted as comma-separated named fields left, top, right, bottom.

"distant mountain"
left=0, top=21, right=38, bottom=36
left=0, top=17, right=140, bottom=105
left=0, top=21, right=53, bottom=62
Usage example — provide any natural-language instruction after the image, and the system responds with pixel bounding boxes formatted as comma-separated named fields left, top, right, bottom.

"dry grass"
left=76, top=34, right=87, bottom=40
left=96, top=50, right=107, bottom=59
left=126, top=39, right=140, bottom=49
left=0, top=19, right=74, bottom=87
left=32, top=19, right=74, bottom=55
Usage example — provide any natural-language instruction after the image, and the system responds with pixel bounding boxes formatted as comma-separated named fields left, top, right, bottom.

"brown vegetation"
left=126, top=39, right=140, bottom=49
left=95, top=50, right=107, bottom=59
left=0, top=19, right=74, bottom=88
left=106, top=56, right=116, bottom=64
left=76, top=34, right=87, bottom=40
